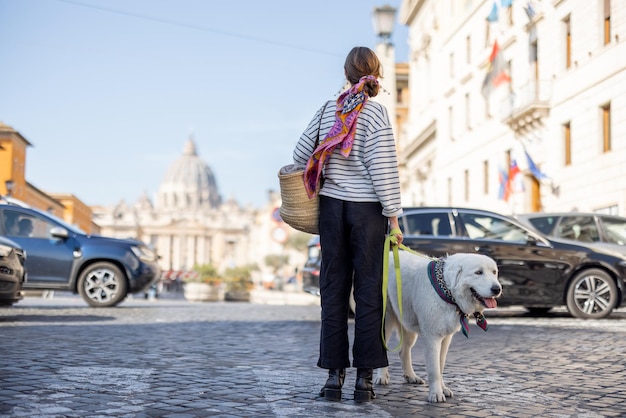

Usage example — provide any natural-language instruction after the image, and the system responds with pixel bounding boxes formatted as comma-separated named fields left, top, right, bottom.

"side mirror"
left=526, top=234, right=539, bottom=245
left=50, top=227, right=69, bottom=239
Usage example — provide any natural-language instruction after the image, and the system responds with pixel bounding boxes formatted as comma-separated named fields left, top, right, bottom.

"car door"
left=399, top=208, right=472, bottom=257
left=1, top=208, right=76, bottom=285
left=454, top=210, right=569, bottom=306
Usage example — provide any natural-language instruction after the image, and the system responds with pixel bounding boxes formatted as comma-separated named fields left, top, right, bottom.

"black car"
left=0, top=235, right=26, bottom=306
left=516, top=212, right=626, bottom=256
left=302, top=207, right=626, bottom=319
left=0, top=200, right=161, bottom=307
left=399, top=207, right=626, bottom=319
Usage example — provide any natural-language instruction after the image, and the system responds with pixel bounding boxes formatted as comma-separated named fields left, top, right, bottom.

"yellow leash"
left=381, top=228, right=437, bottom=352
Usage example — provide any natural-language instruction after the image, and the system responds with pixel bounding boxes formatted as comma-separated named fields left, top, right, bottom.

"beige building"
left=398, top=0, right=625, bottom=216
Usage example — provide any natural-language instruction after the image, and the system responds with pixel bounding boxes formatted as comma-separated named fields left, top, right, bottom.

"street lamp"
left=372, top=4, right=397, bottom=45
left=4, top=179, right=14, bottom=197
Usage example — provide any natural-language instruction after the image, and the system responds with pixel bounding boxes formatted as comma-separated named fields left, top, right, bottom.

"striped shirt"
left=293, top=100, right=403, bottom=218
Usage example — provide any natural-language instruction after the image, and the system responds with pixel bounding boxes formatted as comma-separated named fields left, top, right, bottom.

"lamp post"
left=372, top=5, right=398, bottom=142
left=4, top=179, right=14, bottom=197
left=372, top=4, right=397, bottom=45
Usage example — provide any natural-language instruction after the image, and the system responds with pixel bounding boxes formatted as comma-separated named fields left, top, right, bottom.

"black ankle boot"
left=319, top=368, right=345, bottom=401
left=354, top=368, right=376, bottom=402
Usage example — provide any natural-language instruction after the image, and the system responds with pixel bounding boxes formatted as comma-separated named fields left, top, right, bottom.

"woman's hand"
left=388, top=217, right=403, bottom=246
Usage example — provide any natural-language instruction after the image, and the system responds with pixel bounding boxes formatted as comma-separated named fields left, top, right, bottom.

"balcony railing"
left=500, top=79, right=552, bottom=131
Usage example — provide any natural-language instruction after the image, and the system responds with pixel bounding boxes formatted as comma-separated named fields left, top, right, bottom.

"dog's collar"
left=427, top=259, right=488, bottom=338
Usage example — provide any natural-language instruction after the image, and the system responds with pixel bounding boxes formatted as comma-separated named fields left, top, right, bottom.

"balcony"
left=500, top=79, right=552, bottom=133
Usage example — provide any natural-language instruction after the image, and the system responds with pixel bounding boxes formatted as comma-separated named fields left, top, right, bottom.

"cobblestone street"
left=1, top=291, right=625, bottom=417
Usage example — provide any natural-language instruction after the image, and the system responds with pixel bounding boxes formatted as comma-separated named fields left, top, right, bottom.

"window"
left=507, top=59, right=513, bottom=91
left=601, top=216, right=626, bottom=245
left=595, top=205, right=619, bottom=215
left=403, top=213, right=453, bottom=237
left=604, top=0, right=611, bottom=45
left=530, top=39, right=539, bottom=81
left=527, top=216, right=559, bottom=235
left=459, top=212, right=528, bottom=242
left=564, top=122, right=572, bottom=165
left=557, top=216, right=600, bottom=243
left=484, top=92, right=491, bottom=118
left=2, top=210, right=54, bottom=239
left=506, top=2, right=513, bottom=26
left=464, top=169, right=470, bottom=201
left=450, top=52, right=455, bottom=79
left=449, top=105, right=455, bottom=140
left=465, top=93, right=471, bottom=129
left=483, top=160, right=489, bottom=194
left=564, top=16, right=572, bottom=69
left=602, top=102, right=611, bottom=152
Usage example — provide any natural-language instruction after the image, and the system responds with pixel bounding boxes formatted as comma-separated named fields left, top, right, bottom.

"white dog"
left=375, top=251, right=502, bottom=403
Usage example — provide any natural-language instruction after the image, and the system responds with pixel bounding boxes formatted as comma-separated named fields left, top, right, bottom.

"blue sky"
left=0, top=0, right=408, bottom=208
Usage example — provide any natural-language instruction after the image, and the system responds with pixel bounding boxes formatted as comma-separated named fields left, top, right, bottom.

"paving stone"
left=1, top=294, right=625, bottom=417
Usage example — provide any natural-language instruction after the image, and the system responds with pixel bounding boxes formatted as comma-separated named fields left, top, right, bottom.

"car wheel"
left=566, top=268, right=618, bottom=319
left=78, top=262, right=128, bottom=307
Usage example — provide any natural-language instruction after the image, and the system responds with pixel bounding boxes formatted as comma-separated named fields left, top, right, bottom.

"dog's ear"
left=448, top=261, right=463, bottom=289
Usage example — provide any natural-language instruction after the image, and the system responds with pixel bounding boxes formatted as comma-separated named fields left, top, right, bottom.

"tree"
left=264, top=254, right=289, bottom=274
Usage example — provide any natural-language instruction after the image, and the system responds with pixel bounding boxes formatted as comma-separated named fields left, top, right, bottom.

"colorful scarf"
left=303, top=75, right=378, bottom=198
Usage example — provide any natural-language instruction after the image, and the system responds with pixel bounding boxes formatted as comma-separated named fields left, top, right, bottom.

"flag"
left=509, top=159, right=520, bottom=180
left=487, top=1, right=499, bottom=22
left=498, top=159, right=523, bottom=201
left=481, top=40, right=511, bottom=98
left=525, top=150, right=548, bottom=180
left=524, top=1, right=537, bottom=19
left=487, top=0, right=514, bottom=22
left=509, top=159, right=525, bottom=193
left=498, top=167, right=511, bottom=201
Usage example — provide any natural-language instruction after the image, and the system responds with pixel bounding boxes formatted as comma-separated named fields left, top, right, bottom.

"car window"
left=557, top=216, right=599, bottom=243
left=602, top=217, right=626, bottom=245
left=527, top=216, right=558, bottom=235
left=2, top=209, right=57, bottom=239
left=402, top=212, right=452, bottom=236
left=459, top=212, right=527, bottom=242
left=307, top=244, right=321, bottom=261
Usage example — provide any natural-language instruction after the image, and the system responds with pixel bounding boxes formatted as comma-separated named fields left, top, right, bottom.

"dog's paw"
left=374, top=369, right=390, bottom=385
left=443, top=386, right=453, bottom=398
left=403, top=374, right=425, bottom=385
left=427, top=391, right=447, bottom=403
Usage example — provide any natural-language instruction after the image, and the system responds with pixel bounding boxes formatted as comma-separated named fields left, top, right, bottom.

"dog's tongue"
left=484, top=298, right=498, bottom=308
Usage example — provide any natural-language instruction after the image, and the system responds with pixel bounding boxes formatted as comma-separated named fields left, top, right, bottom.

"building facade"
left=398, top=0, right=625, bottom=216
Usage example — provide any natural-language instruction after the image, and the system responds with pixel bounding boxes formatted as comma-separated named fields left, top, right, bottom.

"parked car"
left=398, top=207, right=626, bottom=319
left=302, top=207, right=626, bottom=319
left=516, top=212, right=626, bottom=256
left=302, top=236, right=321, bottom=296
left=0, top=199, right=161, bottom=307
left=0, top=235, right=26, bottom=306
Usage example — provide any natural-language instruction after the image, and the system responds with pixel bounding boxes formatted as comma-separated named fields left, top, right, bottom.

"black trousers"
left=316, top=196, right=389, bottom=370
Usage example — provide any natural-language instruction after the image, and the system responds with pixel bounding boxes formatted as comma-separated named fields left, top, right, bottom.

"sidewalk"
left=250, top=288, right=321, bottom=306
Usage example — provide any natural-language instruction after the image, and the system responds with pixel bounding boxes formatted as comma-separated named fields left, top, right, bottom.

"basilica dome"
left=156, top=138, right=221, bottom=210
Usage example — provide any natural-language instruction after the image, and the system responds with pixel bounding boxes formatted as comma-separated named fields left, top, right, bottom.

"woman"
left=293, top=46, right=403, bottom=402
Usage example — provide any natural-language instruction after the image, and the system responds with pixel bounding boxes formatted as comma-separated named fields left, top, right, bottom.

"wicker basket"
left=278, top=164, right=319, bottom=235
